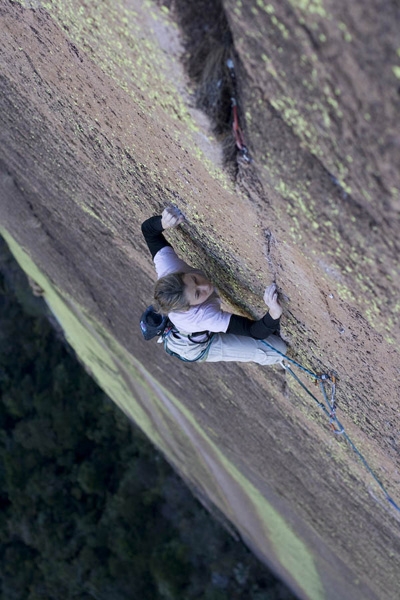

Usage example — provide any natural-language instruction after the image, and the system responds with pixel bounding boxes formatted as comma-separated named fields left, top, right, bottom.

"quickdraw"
left=259, top=339, right=400, bottom=513
left=318, top=373, right=344, bottom=435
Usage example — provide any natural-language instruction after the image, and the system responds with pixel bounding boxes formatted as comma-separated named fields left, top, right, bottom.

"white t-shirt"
left=154, top=246, right=231, bottom=335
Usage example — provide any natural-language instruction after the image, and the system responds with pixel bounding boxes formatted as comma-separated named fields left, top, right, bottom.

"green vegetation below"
left=0, top=239, right=298, bottom=600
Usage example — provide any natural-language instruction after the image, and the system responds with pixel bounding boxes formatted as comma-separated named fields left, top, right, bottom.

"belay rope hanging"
left=260, top=340, right=400, bottom=514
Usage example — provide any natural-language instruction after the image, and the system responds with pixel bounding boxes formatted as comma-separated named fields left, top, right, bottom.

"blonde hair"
left=154, top=272, right=190, bottom=313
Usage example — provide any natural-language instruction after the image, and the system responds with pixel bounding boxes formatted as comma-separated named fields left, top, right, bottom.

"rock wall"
left=1, top=1, right=399, bottom=599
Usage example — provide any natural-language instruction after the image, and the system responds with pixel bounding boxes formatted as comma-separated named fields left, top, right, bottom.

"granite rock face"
left=1, top=1, right=399, bottom=599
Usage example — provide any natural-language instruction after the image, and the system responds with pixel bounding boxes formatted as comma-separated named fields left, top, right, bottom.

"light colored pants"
left=164, top=332, right=286, bottom=365
left=205, top=333, right=287, bottom=365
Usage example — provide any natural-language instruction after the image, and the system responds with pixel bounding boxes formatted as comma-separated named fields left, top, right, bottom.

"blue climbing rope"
left=260, top=340, right=400, bottom=514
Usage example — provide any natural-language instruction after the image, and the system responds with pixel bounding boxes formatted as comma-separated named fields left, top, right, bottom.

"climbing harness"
left=226, top=58, right=251, bottom=163
left=162, top=328, right=215, bottom=363
left=260, top=340, right=400, bottom=514
left=140, top=305, right=214, bottom=362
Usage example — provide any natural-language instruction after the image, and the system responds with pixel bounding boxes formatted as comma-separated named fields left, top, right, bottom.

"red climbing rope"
left=227, top=58, right=251, bottom=162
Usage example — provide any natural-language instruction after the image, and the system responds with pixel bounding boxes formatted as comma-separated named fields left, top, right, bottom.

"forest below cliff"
left=0, top=242, right=297, bottom=600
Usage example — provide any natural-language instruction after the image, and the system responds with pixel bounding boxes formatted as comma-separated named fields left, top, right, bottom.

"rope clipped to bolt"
left=226, top=58, right=251, bottom=163
left=260, top=340, right=400, bottom=514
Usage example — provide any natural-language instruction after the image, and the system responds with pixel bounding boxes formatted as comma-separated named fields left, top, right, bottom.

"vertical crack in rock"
left=162, top=0, right=278, bottom=281
left=163, top=0, right=245, bottom=173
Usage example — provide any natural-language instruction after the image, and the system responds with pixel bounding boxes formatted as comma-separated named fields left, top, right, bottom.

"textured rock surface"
left=1, top=1, right=399, bottom=599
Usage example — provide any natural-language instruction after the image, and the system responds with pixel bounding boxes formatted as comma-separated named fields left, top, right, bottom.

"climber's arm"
left=141, top=207, right=185, bottom=259
left=227, top=312, right=281, bottom=339
left=226, top=284, right=283, bottom=339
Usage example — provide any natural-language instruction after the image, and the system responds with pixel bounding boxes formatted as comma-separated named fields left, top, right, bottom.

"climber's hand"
left=161, top=206, right=185, bottom=229
left=264, top=284, right=283, bottom=320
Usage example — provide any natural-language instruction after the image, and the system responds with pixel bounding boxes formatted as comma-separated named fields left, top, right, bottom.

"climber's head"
left=154, top=271, right=214, bottom=313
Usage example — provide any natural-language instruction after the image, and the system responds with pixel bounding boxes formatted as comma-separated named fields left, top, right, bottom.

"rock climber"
left=141, top=206, right=287, bottom=364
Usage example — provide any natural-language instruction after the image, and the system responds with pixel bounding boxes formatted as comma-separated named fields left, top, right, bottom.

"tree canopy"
left=0, top=242, right=297, bottom=600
